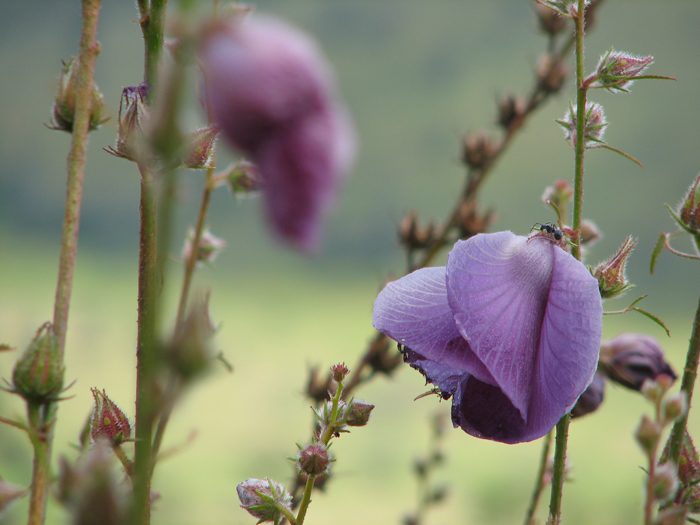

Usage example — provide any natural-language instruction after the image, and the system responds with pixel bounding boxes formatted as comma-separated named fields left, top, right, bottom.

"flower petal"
left=372, top=267, right=492, bottom=382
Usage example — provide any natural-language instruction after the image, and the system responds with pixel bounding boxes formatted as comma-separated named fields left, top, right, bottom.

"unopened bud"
left=461, top=133, right=497, bottom=170
left=635, top=414, right=662, bottom=453
left=497, top=93, right=525, bottom=129
left=556, top=101, right=608, bottom=150
left=12, top=322, right=64, bottom=403
left=183, top=126, right=218, bottom=169
left=654, top=506, right=688, bottom=525
left=593, top=49, right=653, bottom=94
left=90, top=388, right=131, bottom=446
left=345, top=399, right=374, bottom=427
left=181, top=228, right=226, bottom=268
left=314, top=400, right=347, bottom=429
left=236, top=478, right=292, bottom=523
left=330, top=363, right=349, bottom=383
left=224, top=160, right=263, bottom=196
left=661, top=393, right=687, bottom=426
left=399, top=212, right=435, bottom=251
left=599, top=333, right=676, bottom=391
left=165, top=293, right=217, bottom=380
left=105, top=82, right=150, bottom=162
left=571, top=372, right=605, bottom=418
left=592, top=236, right=637, bottom=299
left=537, top=54, right=568, bottom=94
left=652, top=462, right=679, bottom=504
left=579, top=220, right=602, bottom=246
left=541, top=179, right=574, bottom=212
left=675, top=173, right=700, bottom=234
left=535, top=4, right=567, bottom=35
left=49, top=57, right=108, bottom=133
left=296, top=443, right=331, bottom=476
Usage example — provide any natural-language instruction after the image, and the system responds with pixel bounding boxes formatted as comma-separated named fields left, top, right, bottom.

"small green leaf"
left=631, top=307, right=671, bottom=337
left=650, top=233, right=666, bottom=274
left=599, top=144, right=643, bottom=168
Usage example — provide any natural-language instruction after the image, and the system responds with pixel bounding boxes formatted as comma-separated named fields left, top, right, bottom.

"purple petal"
left=372, top=268, right=493, bottom=383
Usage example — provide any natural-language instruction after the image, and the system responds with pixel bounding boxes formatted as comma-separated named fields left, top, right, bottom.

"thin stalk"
left=524, top=430, right=553, bottom=525
left=667, top=295, right=700, bottom=465
left=29, top=0, right=103, bottom=522
left=548, top=2, right=587, bottom=522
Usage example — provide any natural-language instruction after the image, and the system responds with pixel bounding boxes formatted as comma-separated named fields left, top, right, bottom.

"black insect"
left=531, top=222, right=564, bottom=241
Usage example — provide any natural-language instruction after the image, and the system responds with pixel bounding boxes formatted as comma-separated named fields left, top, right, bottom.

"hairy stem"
left=549, top=1, right=587, bottom=522
left=524, top=430, right=553, bottom=525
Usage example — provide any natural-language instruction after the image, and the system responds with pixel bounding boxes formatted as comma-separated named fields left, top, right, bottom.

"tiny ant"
left=531, top=222, right=564, bottom=241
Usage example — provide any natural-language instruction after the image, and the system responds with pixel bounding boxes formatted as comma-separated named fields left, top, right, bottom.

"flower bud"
left=224, top=160, right=263, bottom=196
left=652, top=462, right=679, bottom=504
left=593, top=49, right=653, bottom=94
left=367, top=334, right=403, bottom=376
left=536, top=0, right=589, bottom=18
left=557, top=101, right=608, bottom=150
left=182, top=126, right=219, bottom=169
left=635, top=414, right=662, bottom=453
left=236, top=478, right=292, bottom=523
left=541, top=180, right=574, bottom=212
left=296, top=443, right=332, bottom=476
left=49, top=57, right=107, bottom=133
left=497, top=93, right=525, bottom=129
left=461, top=133, right=497, bottom=170
left=537, top=54, right=568, bottom=94
left=165, top=293, right=217, bottom=380
left=661, top=392, right=687, bottom=426
left=12, top=323, right=64, bottom=403
left=571, top=372, right=605, bottom=418
left=579, top=220, right=602, bottom=246
left=534, top=5, right=567, bottom=35
left=399, top=212, right=435, bottom=251
left=181, top=228, right=226, bottom=268
left=599, top=333, right=676, bottom=391
left=592, top=236, right=637, bottom=299
left=330, top=363, right=349, bottom=383
left=675, top=173, right=700, bottom=234
left=105, top=82, right=150, bottom=162
left=90, top=388, right=131, bottom=446
left=314, top=399, right=347, bottom=429
left=0, top=478, right=27, bottom=520
left=345, top=399, right=374, bottom=427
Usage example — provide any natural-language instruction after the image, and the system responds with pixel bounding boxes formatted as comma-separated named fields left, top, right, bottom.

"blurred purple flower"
left=373, top=231, right=603, bottom=443
left=199, top=15, right=355, bottom=252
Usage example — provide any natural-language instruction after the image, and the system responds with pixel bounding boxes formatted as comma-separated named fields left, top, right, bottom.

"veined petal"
left=372, top=267, right=492, bottom=381
left=446, top=232, right=554, bottom=418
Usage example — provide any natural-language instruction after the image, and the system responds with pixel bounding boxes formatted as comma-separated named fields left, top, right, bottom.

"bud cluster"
left=556, top=101, right=608, bottom=150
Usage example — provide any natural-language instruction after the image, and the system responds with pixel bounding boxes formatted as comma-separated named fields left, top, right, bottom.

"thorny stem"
left=524, top=430, right=553, bottom=525
left=667, top=295, right=700, bottom=466
left=549, top=1, right=587, bottom=522
left=31, top=0, right=103, bottom=523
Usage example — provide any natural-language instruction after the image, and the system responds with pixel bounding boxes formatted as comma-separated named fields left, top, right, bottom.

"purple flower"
left=199, top=15, right=355, bottom=252
left=372, top=231, right=603, bottom=443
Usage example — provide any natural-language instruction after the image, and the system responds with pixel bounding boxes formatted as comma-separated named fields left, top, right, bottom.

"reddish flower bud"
left=236, top=478, right=292, bottom=523
left=579, top=220, right=602, bottom=247
left=345, top=399, right=375, bottom=427
left=199, top=15, right=355, bottom=252
left=675, top=173, right=700, bottom=234
left=330, top=363, right=349, bottom=383
left=600, top=333, right=676, bottom=392
left=557, top=101, right=608, bottom=150
left=571, top=372, right=605, bottom=418
left=183, top=126, right=219, bottom=169
left=541, top=179, right=574, bottom=211
left=592, top=236, right=637, bottom=298
left=181, top=227, right=226, bottom=268
left=593, top=49, right=653, bottom=94
left=105, top=83, right=150, bottom=162
left=48, top=57, right=107, bottom=133
left=12, top=322, right=64, bottom=404
left=90, top=388, right=131, bottom=446
left=296, top=443, right=332, bottom=476
left=635, top=414, right=662, bottom=453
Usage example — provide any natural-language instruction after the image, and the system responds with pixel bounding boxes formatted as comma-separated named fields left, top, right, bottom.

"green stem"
left=30, top=1, right=103, bottom=523
left=548, top=2, right=587, bottom=522
left=524, top=430, right=553, bottom=525
left=295, top=475, right=315, bottom=525
left=142, top=0, right=167, bottom=90
left=667, top=295, right=700, bottom=465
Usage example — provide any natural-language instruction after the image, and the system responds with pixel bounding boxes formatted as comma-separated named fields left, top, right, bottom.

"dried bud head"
left=183, top=126, right=219, bottom=169
left=49, top=57, right=107, bottom=133
left=399, top=212, right=435, bottom=251
left=90, top=388, right=131, bottom=446
left=461, top=133, right=497, bottom=170
left=535, top=5, right=567, bottom=35
left=592, top=236, right=636, bottom=299
left=635, top=414, right=662, bottom=453
left=571, top=372, right=605, bottom=418
left=676, top=173, right=700, bottom=234
left=330, top=363, right=349, bottom=383
left=12, top=322, right=65, bottom=403
left=296, top=443, right=332, bottom=476
left=557, top=101, right=608, bottom=150
left=236, top=478, right=292, bottom=522
left=600, top=333, right=676, bottom=391
left=497, top=93, right=525, bottom=129
left=181, top=228, right=226, bottom=268
left=593, top=49, right=653, bottom=94
left=537, top=54, right=568, bottom=94
left=457, top=201, right=492, bottom=240
left=366, top=334, right=403, bottom=376
left=105, top=82, right=151, bottom=162
left=345, top=399, right=375, bottom=426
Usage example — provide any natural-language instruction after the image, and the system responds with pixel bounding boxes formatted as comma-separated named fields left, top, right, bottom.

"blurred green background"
left=1, top=1, right=700, bottom=524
